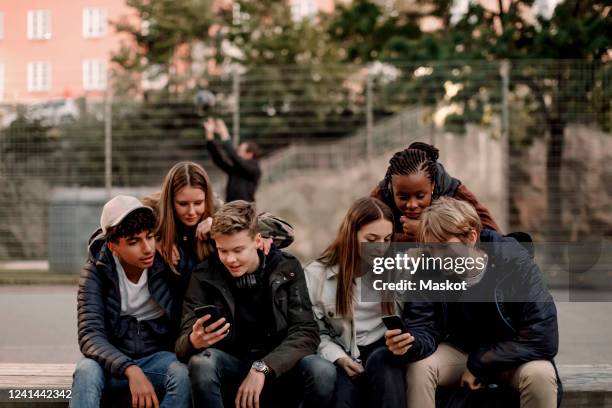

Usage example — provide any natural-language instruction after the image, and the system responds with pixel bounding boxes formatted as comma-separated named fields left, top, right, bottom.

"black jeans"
left=333, top=338, right=406, bottom=408
left=189, top=348, right=336, bottom=408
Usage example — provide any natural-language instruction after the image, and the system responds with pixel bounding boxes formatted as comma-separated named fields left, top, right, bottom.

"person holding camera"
left=204, top=118, right=261, bottom=203
left=175, top=200, right=335, bottom=408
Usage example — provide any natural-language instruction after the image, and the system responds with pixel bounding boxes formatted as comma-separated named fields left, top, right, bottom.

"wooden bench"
left=0, top=364, right=73, bottom=408
left=1, top=363, right=611, bottom=407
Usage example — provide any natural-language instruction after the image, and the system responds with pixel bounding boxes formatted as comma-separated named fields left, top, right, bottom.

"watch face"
left=252, top=360, right=265, bottom=371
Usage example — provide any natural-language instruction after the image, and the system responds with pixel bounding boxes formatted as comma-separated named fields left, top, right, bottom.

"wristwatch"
left=251, top=360, right=272, bottom=377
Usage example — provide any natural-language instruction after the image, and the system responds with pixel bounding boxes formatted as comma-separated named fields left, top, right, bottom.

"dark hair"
left=383, top=142, right=439, bottom=189
left=319, top=197, right=395, bottom=318
left=243, top=141, right=261, bottom=159
left=106, top=208, right=156, bottom=244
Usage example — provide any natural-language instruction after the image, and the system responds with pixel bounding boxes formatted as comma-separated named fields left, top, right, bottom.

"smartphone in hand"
left=194, top=305, right=222, bottom=324
left=382, top=315, right=408, bottom=333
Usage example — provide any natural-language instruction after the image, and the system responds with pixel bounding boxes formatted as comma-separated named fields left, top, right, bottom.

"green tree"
left=112, top=0, right=214, bottom=95
left=210, top=0, right=363, bottom=149
left=433, top=0, right=611, bottom=239
left=329, top=0, right=612, bottom=240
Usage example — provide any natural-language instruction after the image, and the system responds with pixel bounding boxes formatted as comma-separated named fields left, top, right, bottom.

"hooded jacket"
left=76, top=230, right=190, bottom=378
left=400, top=230, right=559, bottom=384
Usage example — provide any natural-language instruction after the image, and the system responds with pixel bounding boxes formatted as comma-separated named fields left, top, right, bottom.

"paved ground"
left=0, top=286, right=610, bottom=364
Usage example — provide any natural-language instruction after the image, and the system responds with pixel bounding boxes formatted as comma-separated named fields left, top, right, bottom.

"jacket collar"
left=202, top=248, right=295, bottom=286
left=325, top=264, right=339, bottom=280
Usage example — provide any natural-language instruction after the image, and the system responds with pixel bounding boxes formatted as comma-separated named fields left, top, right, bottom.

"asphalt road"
left=0, top=286, right=610, bottom=364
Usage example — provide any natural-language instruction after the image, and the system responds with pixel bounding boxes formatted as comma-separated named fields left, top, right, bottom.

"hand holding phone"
left=382, top=315, right=414, bottom=356
left=190, top=305, right=230, bottom=349
left=382, top=315, right=408, bottom=333
left=194, top=305, right=222, bottom=323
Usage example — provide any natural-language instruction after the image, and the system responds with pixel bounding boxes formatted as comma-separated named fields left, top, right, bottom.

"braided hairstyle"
left=383, top=142, right=439, bottom=193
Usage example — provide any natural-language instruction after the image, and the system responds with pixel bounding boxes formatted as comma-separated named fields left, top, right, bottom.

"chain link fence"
left=0, top=60, right=610, bottom=270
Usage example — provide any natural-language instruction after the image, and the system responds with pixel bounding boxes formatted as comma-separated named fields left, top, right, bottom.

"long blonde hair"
left=319, top=197, right=395, bottom=318
left=155, top=161, right=216, bottom=273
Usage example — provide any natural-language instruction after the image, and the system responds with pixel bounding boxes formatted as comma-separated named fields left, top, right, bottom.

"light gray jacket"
left=304, top=260, right=400, bottom=363
left=304, top=261, right=359, bottom=363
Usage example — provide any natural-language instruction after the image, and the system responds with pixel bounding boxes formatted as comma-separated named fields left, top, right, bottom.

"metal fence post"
left=500, top=60, right=510, bottom=231
left=104, top=70, right=113, bottom=199
left=233, top=69, right=241, bottom=146
left=366, top=67, right=373, bottom=160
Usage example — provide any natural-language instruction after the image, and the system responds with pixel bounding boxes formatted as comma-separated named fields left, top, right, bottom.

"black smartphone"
left=382, top=315, right=408, bottom=333
left=194, top=305, right=222, bottom=323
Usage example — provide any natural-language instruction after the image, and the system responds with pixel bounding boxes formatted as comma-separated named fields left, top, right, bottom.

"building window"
left=232, top=3, right=242, bottom=25
left=82, top=60, right=106, bottom=90
left=83, top=8, right=107, bottom=38
left=27, top=10, right=51, bottom=40
left=0, top=13, right=4, bottom=40
left=27, top=62, right=51, bottom=92
left=291, top=0, right=318, bottom=22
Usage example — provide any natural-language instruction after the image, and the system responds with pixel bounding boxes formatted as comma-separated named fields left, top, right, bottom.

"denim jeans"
left=333, top=340, right=406, bottom=408
left=188, top=348, right=336, bottom=408
left=70, top=351, right=191, bottom=408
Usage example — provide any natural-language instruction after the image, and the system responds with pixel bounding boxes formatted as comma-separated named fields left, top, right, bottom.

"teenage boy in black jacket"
left=70, top=195, right=191, bottom=408
left=385, top=197, right=559, bottom=408
left=176, top=200, right=335, bottom=408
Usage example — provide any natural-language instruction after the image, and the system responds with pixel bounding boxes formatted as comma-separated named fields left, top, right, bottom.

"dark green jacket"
left=175, top=248, right=319, bottom=376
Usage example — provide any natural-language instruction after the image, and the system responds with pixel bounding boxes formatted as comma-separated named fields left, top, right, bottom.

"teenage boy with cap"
left=176, top=200, right=335, bottom=408
left=70, top=195, right=191, bottom=408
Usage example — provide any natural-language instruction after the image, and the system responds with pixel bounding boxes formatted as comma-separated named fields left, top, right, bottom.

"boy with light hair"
left=386, top=197, right=561, bottom=407
left=176, top=200, right=335, bottom=408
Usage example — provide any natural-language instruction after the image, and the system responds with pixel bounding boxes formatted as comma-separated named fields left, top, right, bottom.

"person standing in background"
left=204, top=118, right=261, bottom=203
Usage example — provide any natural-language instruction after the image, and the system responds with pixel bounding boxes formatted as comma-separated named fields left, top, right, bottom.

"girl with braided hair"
left=371, top=142, right=500, bottom=241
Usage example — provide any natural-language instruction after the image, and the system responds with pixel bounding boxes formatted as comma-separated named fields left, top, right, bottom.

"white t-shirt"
left=114, top=255, right=165, bottom=321
left=354, top=277, right=386, bottom=346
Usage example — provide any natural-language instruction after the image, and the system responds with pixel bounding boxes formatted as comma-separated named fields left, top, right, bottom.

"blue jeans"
left=189, top=348, right=336, bottom=408
left=70, top=351, right=191, bottom=408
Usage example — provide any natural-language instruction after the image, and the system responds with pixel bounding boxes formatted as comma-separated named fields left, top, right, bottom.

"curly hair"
left=106, top=208, right=156, bottom=244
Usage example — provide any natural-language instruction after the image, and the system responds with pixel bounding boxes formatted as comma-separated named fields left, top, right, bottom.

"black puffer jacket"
left=76, top=230, right=190, bottom=378
left=175, top=248, right=320, bottom=376
left=401, top=230, right=559, bottom=383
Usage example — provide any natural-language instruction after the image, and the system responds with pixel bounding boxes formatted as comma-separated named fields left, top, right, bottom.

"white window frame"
left=291, top=0, right=318, bottom=22
left=82, top=8, right=107, bottom=38
left=27, top=10, right=51, bottom=40
left=232, top=3, right=242, bottom=25
left=27, top=62, right=51, bottom=92
left=82, top=59, right=107, bottom=90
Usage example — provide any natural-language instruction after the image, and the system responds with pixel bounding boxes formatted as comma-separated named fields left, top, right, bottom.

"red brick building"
left=0, top=0, right=133, bottom=103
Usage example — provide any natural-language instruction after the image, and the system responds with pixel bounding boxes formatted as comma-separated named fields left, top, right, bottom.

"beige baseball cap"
left=100, top=195, right=153, bottom=235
